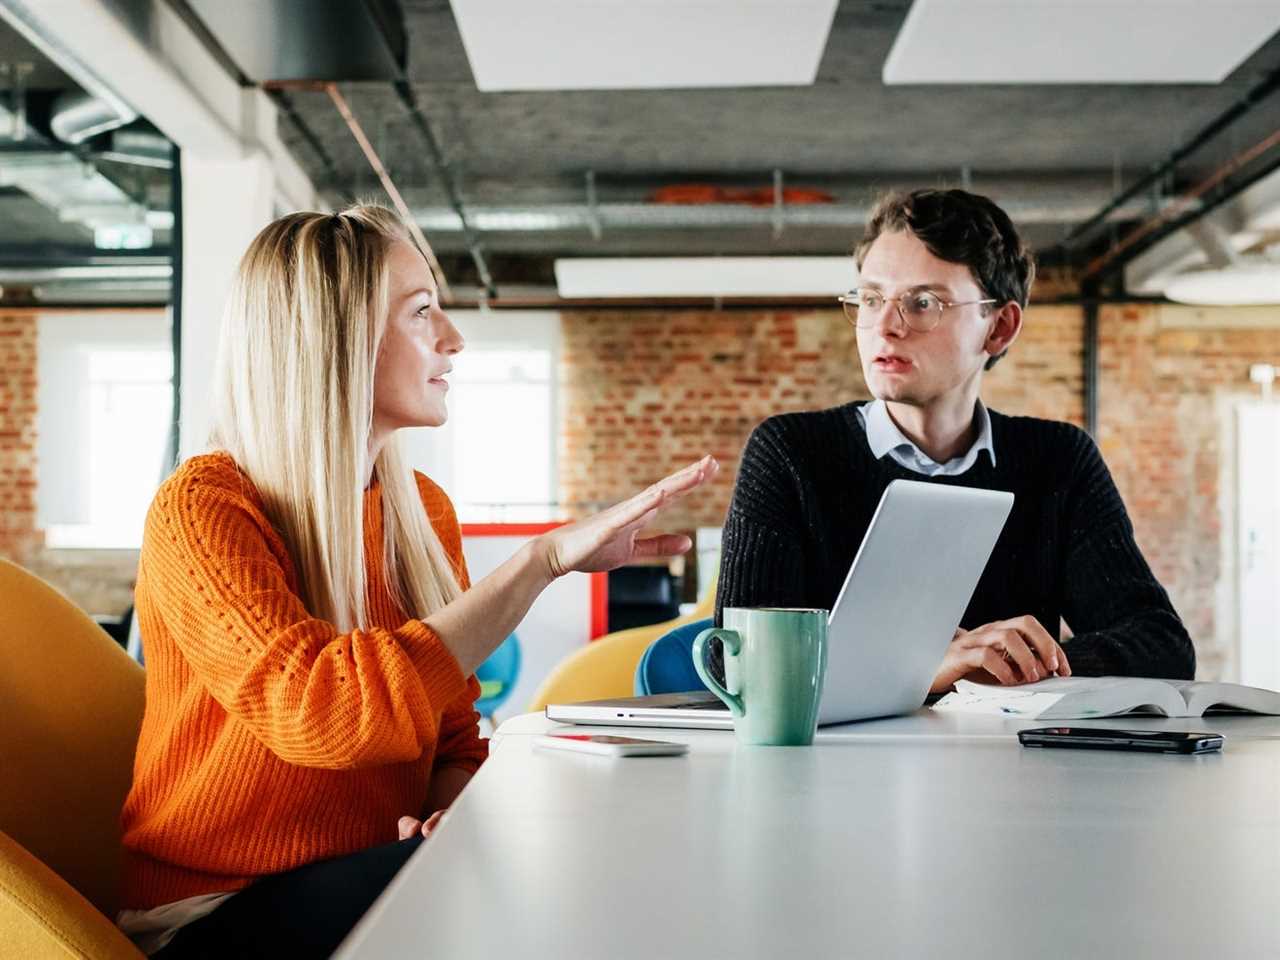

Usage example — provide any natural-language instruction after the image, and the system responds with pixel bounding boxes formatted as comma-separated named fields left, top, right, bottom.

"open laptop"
left=547, top=478, right=1014, bottom=729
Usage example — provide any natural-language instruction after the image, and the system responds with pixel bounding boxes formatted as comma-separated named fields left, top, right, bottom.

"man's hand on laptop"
left=929, top=615, right=1072, bottom=694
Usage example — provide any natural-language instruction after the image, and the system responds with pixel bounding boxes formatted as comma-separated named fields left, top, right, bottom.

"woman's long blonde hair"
left=209, top=204, right=462, bottom=630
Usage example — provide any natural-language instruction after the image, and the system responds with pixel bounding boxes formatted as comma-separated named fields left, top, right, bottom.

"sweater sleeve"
left=1057, top=430, right=1196, bottom=679
left=145, top=466, right=471, bottom=770
left=716, top=417, right=810, bottom=622
left=414, top=473, right=488, bottom=774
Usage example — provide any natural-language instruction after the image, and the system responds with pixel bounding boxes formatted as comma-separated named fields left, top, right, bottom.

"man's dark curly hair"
left=854, top=189, right=1035, bottom=370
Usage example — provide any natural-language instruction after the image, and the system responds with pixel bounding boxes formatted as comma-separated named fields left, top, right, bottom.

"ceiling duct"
left=0, top=0, right=139, bottom=130
left=410, top=193, right=1174, bottom=235
left=0, top=151, right=153, bottom=248
left=97, top=128, right=173, bottom=169
left=49, top=90, right=130, bottom=144
left=184, top=0, right=406, bottom=82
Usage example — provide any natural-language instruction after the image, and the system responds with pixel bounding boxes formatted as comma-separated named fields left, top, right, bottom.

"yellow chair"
left=0, top=558, right=146, bottom=959
left=527, top=570, right=717, bottom=712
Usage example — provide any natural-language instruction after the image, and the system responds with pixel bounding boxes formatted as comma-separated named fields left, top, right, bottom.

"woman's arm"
left=150, top=456, right=715, bottom=771
left=426, top=456, right=717, bottom=675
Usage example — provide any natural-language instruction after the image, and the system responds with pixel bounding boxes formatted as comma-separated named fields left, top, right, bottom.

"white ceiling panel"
left=449, top=0, right=839, bottom=91
left=555, top=256, right=857, bottom=297
left=883, top=0, right=1280, bottom=85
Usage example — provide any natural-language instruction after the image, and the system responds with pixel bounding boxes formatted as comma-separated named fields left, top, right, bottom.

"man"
left=714, top=188, right=1194, bottom=692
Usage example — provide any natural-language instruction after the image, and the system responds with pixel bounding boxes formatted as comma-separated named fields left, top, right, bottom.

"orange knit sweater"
left=120, top=452, right=487, bottom=908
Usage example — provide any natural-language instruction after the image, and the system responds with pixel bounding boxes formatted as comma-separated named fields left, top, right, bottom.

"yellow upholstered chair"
left=527, top=570, right=717, bottom=712
left=0, top=558, right=146, bottom=959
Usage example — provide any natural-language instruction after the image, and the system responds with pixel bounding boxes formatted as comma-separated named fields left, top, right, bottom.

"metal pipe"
left=1083, top=127, right=1280, bottom=280
left=322, top=82, right=452, bottom=301
left=391, top=80, right=496, bottom=299
left=1081, top=284, right=1100, bottom=437
left=0, top=0, right=137, bottom=129
left=1057, top=62, right=1280, bottom=254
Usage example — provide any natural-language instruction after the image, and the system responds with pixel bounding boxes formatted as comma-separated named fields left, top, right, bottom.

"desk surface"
left=336, top=710, right=1280, bottom=960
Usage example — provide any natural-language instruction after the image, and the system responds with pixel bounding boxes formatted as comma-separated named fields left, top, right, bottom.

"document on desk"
left=932, top=676, right=1280, bottom=719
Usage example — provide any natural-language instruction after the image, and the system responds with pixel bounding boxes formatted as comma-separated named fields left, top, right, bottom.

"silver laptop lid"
left=818, top=479, right=1013, bottom=724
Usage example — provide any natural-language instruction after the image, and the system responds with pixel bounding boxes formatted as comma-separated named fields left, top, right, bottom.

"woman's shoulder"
left=158, top=451, right=259, bottom=502
left=149, top=451, right=272, bottom=539
left=410, top=470, right=454, bottom=514
left=411, top=471, right=462, bottom=535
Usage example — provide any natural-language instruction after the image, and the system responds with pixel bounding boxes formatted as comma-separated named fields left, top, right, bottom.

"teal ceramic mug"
left=692, top=607, right=828, bottom=746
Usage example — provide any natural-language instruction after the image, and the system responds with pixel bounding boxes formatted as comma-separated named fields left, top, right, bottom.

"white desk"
left=337, top=710, right=1280, bottom=959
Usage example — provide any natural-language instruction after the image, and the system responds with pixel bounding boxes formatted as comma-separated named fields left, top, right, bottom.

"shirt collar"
left=859, top=398, right=996, bottom=474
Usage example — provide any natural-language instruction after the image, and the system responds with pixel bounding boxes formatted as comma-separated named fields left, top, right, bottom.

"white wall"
left=177, top=153, right=276, bottom=459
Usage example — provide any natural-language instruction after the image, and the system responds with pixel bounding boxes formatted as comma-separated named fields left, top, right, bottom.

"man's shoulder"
left=752, top=401, right=864, bottom=447
left=987, top=410, right=1095, bottom=462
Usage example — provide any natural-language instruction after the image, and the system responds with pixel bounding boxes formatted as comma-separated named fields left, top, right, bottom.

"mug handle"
left=692, top=627, right=745, bottom=718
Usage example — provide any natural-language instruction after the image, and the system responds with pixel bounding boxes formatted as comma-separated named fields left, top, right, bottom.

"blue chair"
left=475, top=633, right=521, bottom=720
left=634, top=618, right=714, bottom=696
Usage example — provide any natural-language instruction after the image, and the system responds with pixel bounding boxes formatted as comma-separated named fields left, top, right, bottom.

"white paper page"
left=931, top=682, right=1067, bottom=717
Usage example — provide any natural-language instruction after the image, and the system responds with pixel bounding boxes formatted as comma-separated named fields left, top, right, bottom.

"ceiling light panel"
left=554, top=257, right=857, bottom=298
left=883, top=0, right=1280, bottom=85
left=450, top=0, right=838, bottom=91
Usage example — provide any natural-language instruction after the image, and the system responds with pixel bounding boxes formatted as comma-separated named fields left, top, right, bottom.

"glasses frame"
left=837, top=287, right=998, bottom=333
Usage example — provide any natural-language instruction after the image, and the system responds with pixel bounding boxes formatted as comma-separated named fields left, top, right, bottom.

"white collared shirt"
left=855, top=398, right=996, bottom=477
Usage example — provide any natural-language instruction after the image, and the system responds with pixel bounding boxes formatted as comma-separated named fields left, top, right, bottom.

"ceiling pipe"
left=391, top=80, right=496, bottom=300
left=1082, top=126, right=1280, bottom=281
left=0, top=0, right=138, bottom=132
left=50, top=90, right=133, bottom=144
left=1055, top=62, right=1280, bottom=256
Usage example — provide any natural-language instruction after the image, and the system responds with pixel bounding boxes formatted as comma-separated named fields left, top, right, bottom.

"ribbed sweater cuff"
left=399, top=619, right=470, bottom=713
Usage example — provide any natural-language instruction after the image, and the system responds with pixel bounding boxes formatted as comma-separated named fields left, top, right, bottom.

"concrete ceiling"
left=1, top=0, right=1278, bottom=301
left=265, top=0, right=1280, bottom=266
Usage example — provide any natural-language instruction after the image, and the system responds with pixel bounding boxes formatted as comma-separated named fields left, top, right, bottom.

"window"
left=451, top=348, right=554, bottom=520
left=398, top=311, right=559, bottom=523
left=38, top=312, right=174, bottom=549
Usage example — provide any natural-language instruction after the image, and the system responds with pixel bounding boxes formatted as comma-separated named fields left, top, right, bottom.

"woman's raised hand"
left=537, top=455, right=718, bottom=578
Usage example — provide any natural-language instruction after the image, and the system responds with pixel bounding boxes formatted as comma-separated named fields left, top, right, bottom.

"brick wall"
left=560, top=309, right=862, bottom=530
left=0, top=312, right=41, bottom=562
left=1096, top=303, right=1280, bottom=679
left=558, top=303, right=1278, bottom=679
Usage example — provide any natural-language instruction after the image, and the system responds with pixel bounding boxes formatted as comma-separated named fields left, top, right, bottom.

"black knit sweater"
left=714, top=402, right=1195, bottom=681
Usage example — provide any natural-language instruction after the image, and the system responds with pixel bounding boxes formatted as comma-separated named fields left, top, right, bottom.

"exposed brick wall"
left=0, top=312, right=42, bottom=562
left=560, top=309, right=864, bottom=530
left=1096, top=303, right=1280, bottom=679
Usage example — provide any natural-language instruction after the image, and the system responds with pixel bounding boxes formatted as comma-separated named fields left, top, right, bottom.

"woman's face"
left=372, top=239, right=464, bottom=432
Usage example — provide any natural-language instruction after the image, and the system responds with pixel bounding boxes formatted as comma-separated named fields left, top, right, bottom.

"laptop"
left=547, top=478, right=1014, bottom=730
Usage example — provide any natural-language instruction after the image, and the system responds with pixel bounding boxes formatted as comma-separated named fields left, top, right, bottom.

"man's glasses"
left=837, top=288, right=997, bottom=333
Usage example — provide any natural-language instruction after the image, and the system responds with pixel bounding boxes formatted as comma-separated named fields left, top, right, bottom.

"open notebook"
left=932, top=676, right=1280, bottom=720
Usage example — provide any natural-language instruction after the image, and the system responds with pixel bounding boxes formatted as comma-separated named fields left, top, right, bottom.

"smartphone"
left=533, top=734, right=689, bottom=757
left=1018, top=727, right=1223, bottom=754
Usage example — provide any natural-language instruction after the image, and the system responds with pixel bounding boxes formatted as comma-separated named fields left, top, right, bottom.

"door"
left=1237, top=403, right=1280, bottom=689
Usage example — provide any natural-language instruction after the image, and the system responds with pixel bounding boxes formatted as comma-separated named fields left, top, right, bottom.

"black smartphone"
left=1018, top=727, right=1224, bottom=754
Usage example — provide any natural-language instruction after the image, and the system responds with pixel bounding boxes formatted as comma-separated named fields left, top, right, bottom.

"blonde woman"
left=116, top=205, right=716, bottom=958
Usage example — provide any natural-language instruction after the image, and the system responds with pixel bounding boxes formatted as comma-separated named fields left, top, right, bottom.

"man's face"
left=855, top=229, right=1000, bottom=408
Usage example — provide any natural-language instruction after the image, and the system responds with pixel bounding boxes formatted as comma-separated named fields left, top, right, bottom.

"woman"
left=117, top=204, right=715, bottom=957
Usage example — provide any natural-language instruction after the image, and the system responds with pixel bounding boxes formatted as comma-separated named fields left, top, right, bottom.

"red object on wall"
left=649, top=184, right=834, bottom=206
left=460, top=522, right=608, bottom=640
